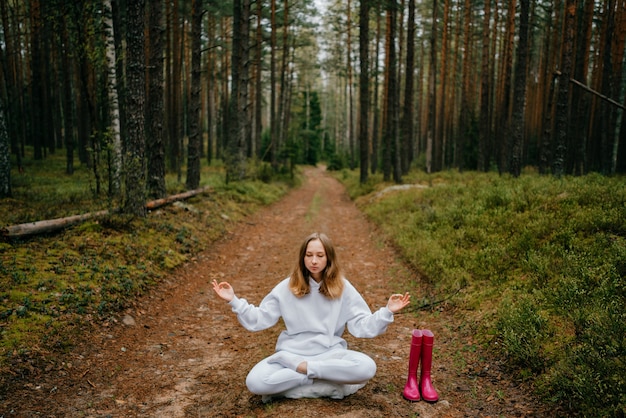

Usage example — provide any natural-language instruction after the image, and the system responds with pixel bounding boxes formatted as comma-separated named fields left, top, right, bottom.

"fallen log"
left=1, top=186, right=213, bottom=238
left=145, top=186, right=212, bottom=210
left=1, top=210, right=113, bottom=238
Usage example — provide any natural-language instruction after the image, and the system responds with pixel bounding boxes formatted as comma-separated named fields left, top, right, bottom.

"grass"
left=0, top=150, right=296, bottom=375
left=334, top=168, right=626, bottom=418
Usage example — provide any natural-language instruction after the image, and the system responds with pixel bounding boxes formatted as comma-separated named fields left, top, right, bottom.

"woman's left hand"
left=387, top=292, right=411, bottom=313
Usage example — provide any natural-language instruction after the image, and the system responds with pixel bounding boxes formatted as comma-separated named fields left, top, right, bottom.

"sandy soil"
left=2, top=166, right=551, bottom=417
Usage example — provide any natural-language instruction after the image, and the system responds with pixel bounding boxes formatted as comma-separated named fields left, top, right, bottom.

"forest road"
left=5, top=166, right=547, bottom=417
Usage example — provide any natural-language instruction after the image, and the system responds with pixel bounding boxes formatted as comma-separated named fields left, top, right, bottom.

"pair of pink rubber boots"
left=402, top=329, right=439, bottom=402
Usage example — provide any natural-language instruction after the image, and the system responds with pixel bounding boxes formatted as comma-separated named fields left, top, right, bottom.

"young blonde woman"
left=212, top=232, right=411, bottom=401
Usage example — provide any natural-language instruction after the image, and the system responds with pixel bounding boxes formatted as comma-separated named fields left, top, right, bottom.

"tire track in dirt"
left=6, top=166, right=546, bottom=417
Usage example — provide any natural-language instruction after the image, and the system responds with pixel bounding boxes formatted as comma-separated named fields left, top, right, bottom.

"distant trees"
left=0, top=0, right=625, bottom=209
left=320, top=0, right=626, bottom=181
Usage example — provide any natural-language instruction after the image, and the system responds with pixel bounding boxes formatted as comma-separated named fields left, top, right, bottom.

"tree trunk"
left=0, top=98, right=10, bottom=197
left=40, top=1, right=55, bottom=157
left=426, top=0, right=438, bottom=173
left=0, top=0, right=22, bottom=172
left=219, top=16, right=230, bottom=161
left=478, top=0, right=491, bottom=172
left=30, top=0, right=44, bottom=160
left=270, top=0, right=278, bottom=169
left=569, top=0, right=594, bottom=174
left=206, top=13, right=216, bottom=164
left=539, top=0, right=560, bottom=174
left=146, top=0, right=166, bottom=198
left=370, top=9, right=382, bottom=175
left=616, top=0, right=626, bottom=173
left=382, top=3, right=395, bottom=181
left=226, top=0, right=250, bottom=181
left=359, top=0, right=370, bottom=184
left=278, top=0, right=290, bottom=166
left=253, top=0, right=263, bottom=158
left=507, top=0, right=530, bottom=177
left=123, top=0, right=147, bottom=216
left=186, top=0, right=202, bottom=190
left=553, top=1, right=575, bottom=177
left=169, top=0, right=181, bottom=176
left=59, top=2, right=75, bottom=175
left=496, top=0, right=516, bottom=173
left=104, top=0, right=122, bottom=196
left=401, top=0, right=416, bottom=175
left=457, top=0, right=472, bottom=171
left=347, top=0, right=354, bottom=169
left=435, top=0, right=449, bottom=171
left=605, top=0, right=625, bottom=174
left=111, top=0, right=126, bottom=153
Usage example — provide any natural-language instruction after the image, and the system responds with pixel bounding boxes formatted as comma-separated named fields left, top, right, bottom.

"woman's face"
left=304, top=239, right=328, bottom=281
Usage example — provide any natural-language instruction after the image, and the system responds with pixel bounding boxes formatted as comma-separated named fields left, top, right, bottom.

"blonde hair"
left=289, top=232, right=344, bottom=299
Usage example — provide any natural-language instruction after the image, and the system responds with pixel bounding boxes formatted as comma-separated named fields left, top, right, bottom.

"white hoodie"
left=229, top=277, right=394, bottom=356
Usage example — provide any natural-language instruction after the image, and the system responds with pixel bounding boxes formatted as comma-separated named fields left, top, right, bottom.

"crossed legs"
left=246, top=349, right=376, bottom=396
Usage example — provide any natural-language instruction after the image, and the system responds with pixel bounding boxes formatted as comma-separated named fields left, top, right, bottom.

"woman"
left=212, top=232, right=410, bottom=401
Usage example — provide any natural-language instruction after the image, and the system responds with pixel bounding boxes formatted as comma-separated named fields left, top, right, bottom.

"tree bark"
left=570, top=0, right=594, bottom=174
left=496, top=0, right=516, bottom=173
left=457, top=0, right=472, bottom=171
left=370, top=9, right=382, bottom=175
left=539, top=0, right=560, bottom=174
left=478, top=0, right=492, bottom=172
left=123, top=0, right=147, bottom=216
left=401, top=0, right=416, bottom=175
left=278, top=0, right=290, bottom=165
left=30, top=0, right=44, bottom=160
left=169, top=0, right=182, bottom=175
left=270, top=0, right=278, bottom=169
left=382, top=2, right=396, bottom=181
left=186, top=0, right=203, bottom=190
left=0, top=98, right=10, bottom=197
left=226, top=0, right=250, bottom=181
left=553, top=1, right=575, bottom=177
left=436, top=0, right=449, bottom=171
left=359, top=0, right=370, bottom=184
left=147, top=0, right=166, bottom=198
left=347, top=0, right=355, bottom=169
left=253, top=0, right=263, bottom=158
left=59, top=2, right=75, bottom=175
left=508, top=0, right=530, bottom=177
left=426, top=0, right=438, bottom=173
left=104, top=0, right=122, bottom=196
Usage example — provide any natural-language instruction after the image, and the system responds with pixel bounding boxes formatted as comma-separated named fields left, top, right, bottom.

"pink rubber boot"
left=419, top=329, right=439, bottom=402
left=402, top=329, right=423, bottom=401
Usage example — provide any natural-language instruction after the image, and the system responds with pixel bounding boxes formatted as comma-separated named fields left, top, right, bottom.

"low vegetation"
left=0, top=152, right=294, bottom=376
left=336, top=168, right=626, bottom=417
left=3, top=154, right=624, bottom=417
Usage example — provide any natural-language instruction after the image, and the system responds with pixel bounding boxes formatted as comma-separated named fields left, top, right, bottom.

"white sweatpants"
left=245, top=349, right=377, bottom=396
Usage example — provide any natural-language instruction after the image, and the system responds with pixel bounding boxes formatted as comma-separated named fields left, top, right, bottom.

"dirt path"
left=5, top=166, right=546, bottom=417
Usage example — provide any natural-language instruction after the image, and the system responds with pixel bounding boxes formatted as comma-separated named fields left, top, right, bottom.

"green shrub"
left=1, top=155, right=293, bottom=373
left=338, top=168, right=626, bottom=417
left=495, top=295, right=552, bottom=374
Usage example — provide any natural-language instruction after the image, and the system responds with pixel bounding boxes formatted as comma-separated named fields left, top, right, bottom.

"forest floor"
left=2, top=166, right=554, bottom=417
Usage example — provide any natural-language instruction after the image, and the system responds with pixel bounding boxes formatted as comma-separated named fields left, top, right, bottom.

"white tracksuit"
left=228, top=277, right=394, bottom=395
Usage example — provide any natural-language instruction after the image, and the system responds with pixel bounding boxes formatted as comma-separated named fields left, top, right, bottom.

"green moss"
left=338, top=168, right=626, bottom=417
left=1, top=155, right=294, bottom=372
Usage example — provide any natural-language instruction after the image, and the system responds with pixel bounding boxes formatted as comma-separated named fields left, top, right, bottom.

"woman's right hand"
left=212, top=279, right=235, bottom=302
